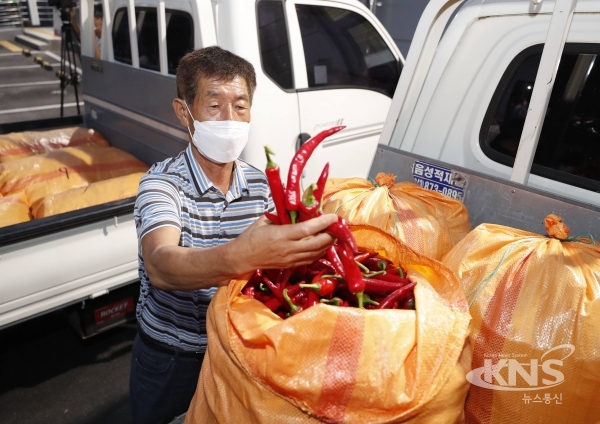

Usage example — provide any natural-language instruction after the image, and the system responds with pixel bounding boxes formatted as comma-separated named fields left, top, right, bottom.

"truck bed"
left=370, top=145, right=600, bottom=236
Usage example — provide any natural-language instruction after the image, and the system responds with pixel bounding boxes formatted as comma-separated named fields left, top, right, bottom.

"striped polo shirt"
left=134, top=144, right=274, bottom=352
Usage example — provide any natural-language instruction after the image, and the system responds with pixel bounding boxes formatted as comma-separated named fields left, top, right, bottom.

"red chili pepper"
left=264, top=146, right=291, bottom=225
left=353, top=251, right=375, bottom=263
left=262, top=276, right=286, bottom=306
left=313, top=162, right=329, bottom=211
left=363, top=277, right=411, bottom=293
left=299, top=271, right=337, bottom=296
left=336, top=243, right=365, bottom=307
left=283, top=287, right=308, bottom=314
left=242, top=285, right=257, bottom=298
left=285, top=126, right=345, bottom=223
left=377, top=282, right=416, bottom=309
left=361, top=257, right=388, bottom=271
left=263, top=296, right=283, bottom=312
left=264, top=212, right=281, bottom=225
left=304, top=290, right=321, bottom=309
left=308, top=258, right=335, bottom=274
left=299, top=184, right=319, bottom=222
left=326, top=245, right=346, bottom=278
left=326, top=216, right=358, bottom=253
left=372, top=272, right=410, bottom=283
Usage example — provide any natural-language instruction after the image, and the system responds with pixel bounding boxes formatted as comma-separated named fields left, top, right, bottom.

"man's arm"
left=142, top=214, right=338, bottom=291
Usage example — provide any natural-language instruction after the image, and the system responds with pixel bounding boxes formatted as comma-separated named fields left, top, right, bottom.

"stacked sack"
left=442, top=215, right=600, bottom=423
left=0, top=126, right=109, bottom=162
left=186, top=226, right=472, bottom=424
left=322, top=172, right=471, bottom=260
left=0, top=127, right=148, bottom=228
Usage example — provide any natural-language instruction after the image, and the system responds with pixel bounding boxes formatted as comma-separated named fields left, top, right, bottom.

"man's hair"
left=176, top=46, right=257, bottom=105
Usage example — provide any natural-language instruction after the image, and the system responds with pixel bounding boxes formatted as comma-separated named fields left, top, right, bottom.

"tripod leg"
left=67, top=36, right=80, bottom=115
left=60, top=28, right=67, bottom=117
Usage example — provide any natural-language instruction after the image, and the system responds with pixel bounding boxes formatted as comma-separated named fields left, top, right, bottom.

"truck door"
left=287, top=0, right=402, bottom=182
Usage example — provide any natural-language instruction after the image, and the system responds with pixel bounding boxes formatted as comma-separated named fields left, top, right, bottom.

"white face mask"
left=185, top=102, right=250, bottom=164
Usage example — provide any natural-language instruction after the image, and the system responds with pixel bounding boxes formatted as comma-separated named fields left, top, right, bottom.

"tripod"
left=57, top=7, right=81, bottom=117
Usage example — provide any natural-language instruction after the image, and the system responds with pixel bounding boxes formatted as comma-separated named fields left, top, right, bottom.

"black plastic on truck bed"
left=0, top=115, right=83, bottom=134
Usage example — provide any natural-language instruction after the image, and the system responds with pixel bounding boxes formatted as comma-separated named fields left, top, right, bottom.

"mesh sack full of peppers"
left=246, top=126, right=418, bottom=315
left=186, top=127, right=473, bottom=424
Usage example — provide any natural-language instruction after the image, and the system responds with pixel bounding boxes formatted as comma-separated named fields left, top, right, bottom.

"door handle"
left=295, top=133, right=311, bottom=151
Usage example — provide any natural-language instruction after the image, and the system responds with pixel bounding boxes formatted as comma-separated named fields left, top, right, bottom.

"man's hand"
left=142, top=214, right=338, bottom=291
left=227, top=214, right=338, bottom=275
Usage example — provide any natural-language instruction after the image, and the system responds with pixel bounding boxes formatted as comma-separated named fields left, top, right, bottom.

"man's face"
left=188, top=75, right=251, bottom=124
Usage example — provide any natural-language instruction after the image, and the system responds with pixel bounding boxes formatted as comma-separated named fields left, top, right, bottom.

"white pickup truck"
left=2, top=0, right=599, bottom=339
left=0, top=0, right=403, bottom=335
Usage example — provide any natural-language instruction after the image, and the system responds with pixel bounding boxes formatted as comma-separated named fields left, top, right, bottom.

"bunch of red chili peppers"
left=241, top=126, right=417, bottom=317
left=243, top=248, right=416, bottom=318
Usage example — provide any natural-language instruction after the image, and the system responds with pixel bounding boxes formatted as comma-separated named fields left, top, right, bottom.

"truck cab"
left=82, top=0, right=403, bottom=182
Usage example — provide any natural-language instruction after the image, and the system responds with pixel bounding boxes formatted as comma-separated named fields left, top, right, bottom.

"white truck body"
left=0, top=0, right=402, bottom=330
left=381, top=0, right=600, bottom=208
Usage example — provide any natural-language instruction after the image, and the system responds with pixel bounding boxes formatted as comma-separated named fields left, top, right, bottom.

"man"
left=129, top=46, right=337, bottom=424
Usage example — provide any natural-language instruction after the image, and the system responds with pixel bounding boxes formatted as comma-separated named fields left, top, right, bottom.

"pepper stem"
left=356, top=261, right=370, bottom=273
left=398, top=266, right=405, bottom=278
left=299, top=283, right=321, bottom=292
left=303, top=184, right=317, bottom=207
left=264, top=146, right=278, bottom=169
left=356, top=291, right=365, bottom=309
left=320, top=298, right=341, bottom=306
left=322, top=274, right=343, bottom=279
left=289, top=210, right=298, bottom=224
left=363, top=270, right=385, bottom=278
left=363, top=294, right=379, bottom=306
left=283, top=288, right=298, bottom=312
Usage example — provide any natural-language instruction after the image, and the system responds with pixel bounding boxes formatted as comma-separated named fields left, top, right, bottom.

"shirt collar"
left=184, top=144, right=249, bottom=201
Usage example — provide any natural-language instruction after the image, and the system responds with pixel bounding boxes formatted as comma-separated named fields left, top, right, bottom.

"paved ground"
left=0, top=31, right=82, bottom=125
left=0, top=310, right=135, bottom=424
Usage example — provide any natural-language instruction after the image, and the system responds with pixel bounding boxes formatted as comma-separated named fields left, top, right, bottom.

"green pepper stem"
left=258, top=282, right=270, bottom=293
left=378, top=260, right=387, bottom=271
left=356, top=261, right=370, bottom=273
left=322, top=274, right=343, bottom=279
left=320, top=298, right=341, bottom=306
left=289, top=210, right=298, bottom=224
left=363, top=270, right=385, bottom=278
left=303, top=184, right=317, bottom=207
left=363, top=294, right=379, bottom=306
left=356, top=291, right=365, bottom=309
left=398, top=267, right=405, bottom=278
left=283, top=288, right=298, bottom=312
left=264, top=146, right=278, bottom=169
left=299, top=283, right=320, bottom=291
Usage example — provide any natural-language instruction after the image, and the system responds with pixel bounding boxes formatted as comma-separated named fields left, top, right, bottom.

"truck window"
left=136, top=8, right=160, bottom=72
left=166, top=10, right=194, bottom=75
left=112, top=7, right=131, bottom=65
left=295, top=4, right=400, bottom=97
left=111, top=7, right=190, bottom=74
left=257, top=0, right=294, bottom=89
left=482, top=44, right=600, bottom=192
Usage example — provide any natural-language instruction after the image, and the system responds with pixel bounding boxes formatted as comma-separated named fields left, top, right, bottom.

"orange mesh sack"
left=31, top=172, right=146, bottom=219
left=0, top=192, right=30, bottom=228
left=0, top=146, right=148, bottom=207
left=186, top=225, right=472, bottom=424
left=0, top=126, right=109, bottom=163
left=321, top=173, right=471, bottom=259
left=441, top=216, right=600, bottom=424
